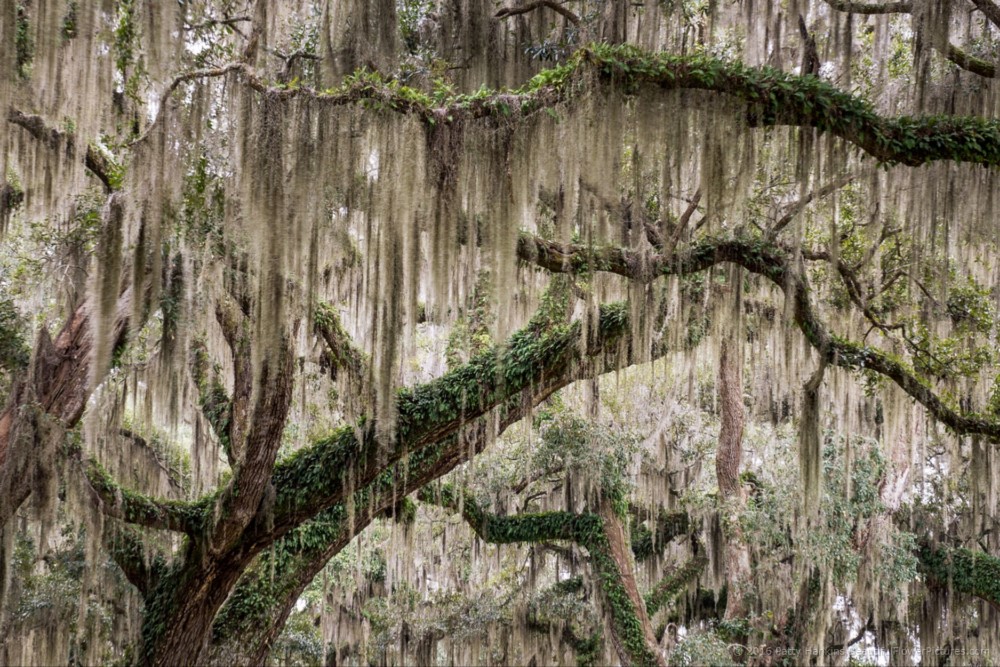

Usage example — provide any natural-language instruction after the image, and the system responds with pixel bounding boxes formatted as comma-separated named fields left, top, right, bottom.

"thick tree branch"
left=945, top=43, right=997, bottom=78
left=516, top=232, right=1000, bottom=442
left=208, top=332, right=296, bottom=556
left=7, top=109, right=118, bottom=190
left=0, top=293, right=132, bottom=528
left=495, top=1, right=582, bottom=28
left=214, top=373, right=564, bottom=663
left=264, top=299, right=631, bottom=536
left=84, top=459, right=208, bottom=534
left=919, top=543, right=1000, bottom=610
left=143, top=47, right=1000, bottom=168
left=822, top=0, right=912, bottom=13
left=970, top=0, right=1000, bottom=28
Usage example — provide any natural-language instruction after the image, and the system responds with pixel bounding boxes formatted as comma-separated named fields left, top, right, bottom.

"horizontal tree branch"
left=495, top=1, right=582, bottom=28
left=7, top=108, right=118, bottom=190
left=919, top=543, right=1000, bottom=610
left=84, top=459, right=209, bottom=534
left=144, top=45, right=1000, bottom=168
left=822, top=0, right=912, bottom=13
left=516, top=232, right=1000, bottom=442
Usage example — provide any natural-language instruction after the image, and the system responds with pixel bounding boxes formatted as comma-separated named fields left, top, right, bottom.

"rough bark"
left=0, top=294, right=130, bottom=528
left=717, top=338, right=751, bottom=621
left=596, top=497, right=666, bottom=667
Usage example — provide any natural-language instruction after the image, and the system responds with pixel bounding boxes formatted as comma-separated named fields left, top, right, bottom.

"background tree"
left=2, top=0, right=1000, bottom=665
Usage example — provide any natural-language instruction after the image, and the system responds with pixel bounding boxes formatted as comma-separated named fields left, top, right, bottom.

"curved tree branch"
left=7, top=109, right=118, bottom=190
left=495, top=1, right=582, bottom=28
left=970, top=0, right=1000, bottom=29
left=140, top=47, right=1000, bottom=168
left=516, top=232, right=1000, bottom=442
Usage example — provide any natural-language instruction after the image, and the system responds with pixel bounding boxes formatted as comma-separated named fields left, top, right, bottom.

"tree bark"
left=717, top=338, right=752, bottom=621
left=0, top=295, right=130, bottom=528
left=595, top=498, right=666, bottom=667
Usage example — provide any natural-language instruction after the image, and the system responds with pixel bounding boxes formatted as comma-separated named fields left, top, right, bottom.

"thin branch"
left=822, top=0, right=997, bottom=78
left=131, top=63, right=245, bottom=147
left=184, top=15, right=252, bottom=31
left=515, top=232, right=1000, bottom=442
left=768, top=173, right=855, bottom=239
left=663, top=189, right=703, bottom=253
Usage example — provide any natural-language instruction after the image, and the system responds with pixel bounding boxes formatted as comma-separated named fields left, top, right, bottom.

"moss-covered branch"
left=644, top=555, right=709, bottom=617
left=151, top=44, right=1000, bottom=168
left=517, top=232, right=1000, bottom=443
left=419, top=483, right=581, bottom=543
left=631, top=510, right=689, bottom=562
left=918, top=543, right=1000, bottom=609
left=84, top=459, right=210, bottom=534
left=314, top=302, right=367, bottom=385
left=265, top=299, right=630, bottom=534
left=424, top=488, right=664, bottom=666
left=213, top=377, right=557, bottom=663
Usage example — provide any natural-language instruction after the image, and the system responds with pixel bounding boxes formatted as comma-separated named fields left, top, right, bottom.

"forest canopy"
left=2, top=0, right=1000, bottom=665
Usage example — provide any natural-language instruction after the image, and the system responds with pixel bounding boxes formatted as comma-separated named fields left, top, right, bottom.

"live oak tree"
left=2, top=0, right=1000, bottom=665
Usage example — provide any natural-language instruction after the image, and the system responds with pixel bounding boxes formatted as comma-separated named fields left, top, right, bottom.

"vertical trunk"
left=717, top=338, right=752, bottom=621
left=593, top=498, right=666, bottom=667
left=142, top=549, right=255, bottom=667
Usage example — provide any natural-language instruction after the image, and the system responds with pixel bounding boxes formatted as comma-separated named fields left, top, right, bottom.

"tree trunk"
left=596, top=498, right=666, bottom=667
left=717, top=337, right=752, bottom=621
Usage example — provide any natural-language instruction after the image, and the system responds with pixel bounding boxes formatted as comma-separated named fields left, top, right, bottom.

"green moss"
left=85, top=460, right=211, bottom=533
left=293, top=44, right=1000, bottom=166
left=61, top=0, right=78, bottom=39
left=919, top=544, right=1000, bottom=606
left=16, top=2, right=32, bottom=79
